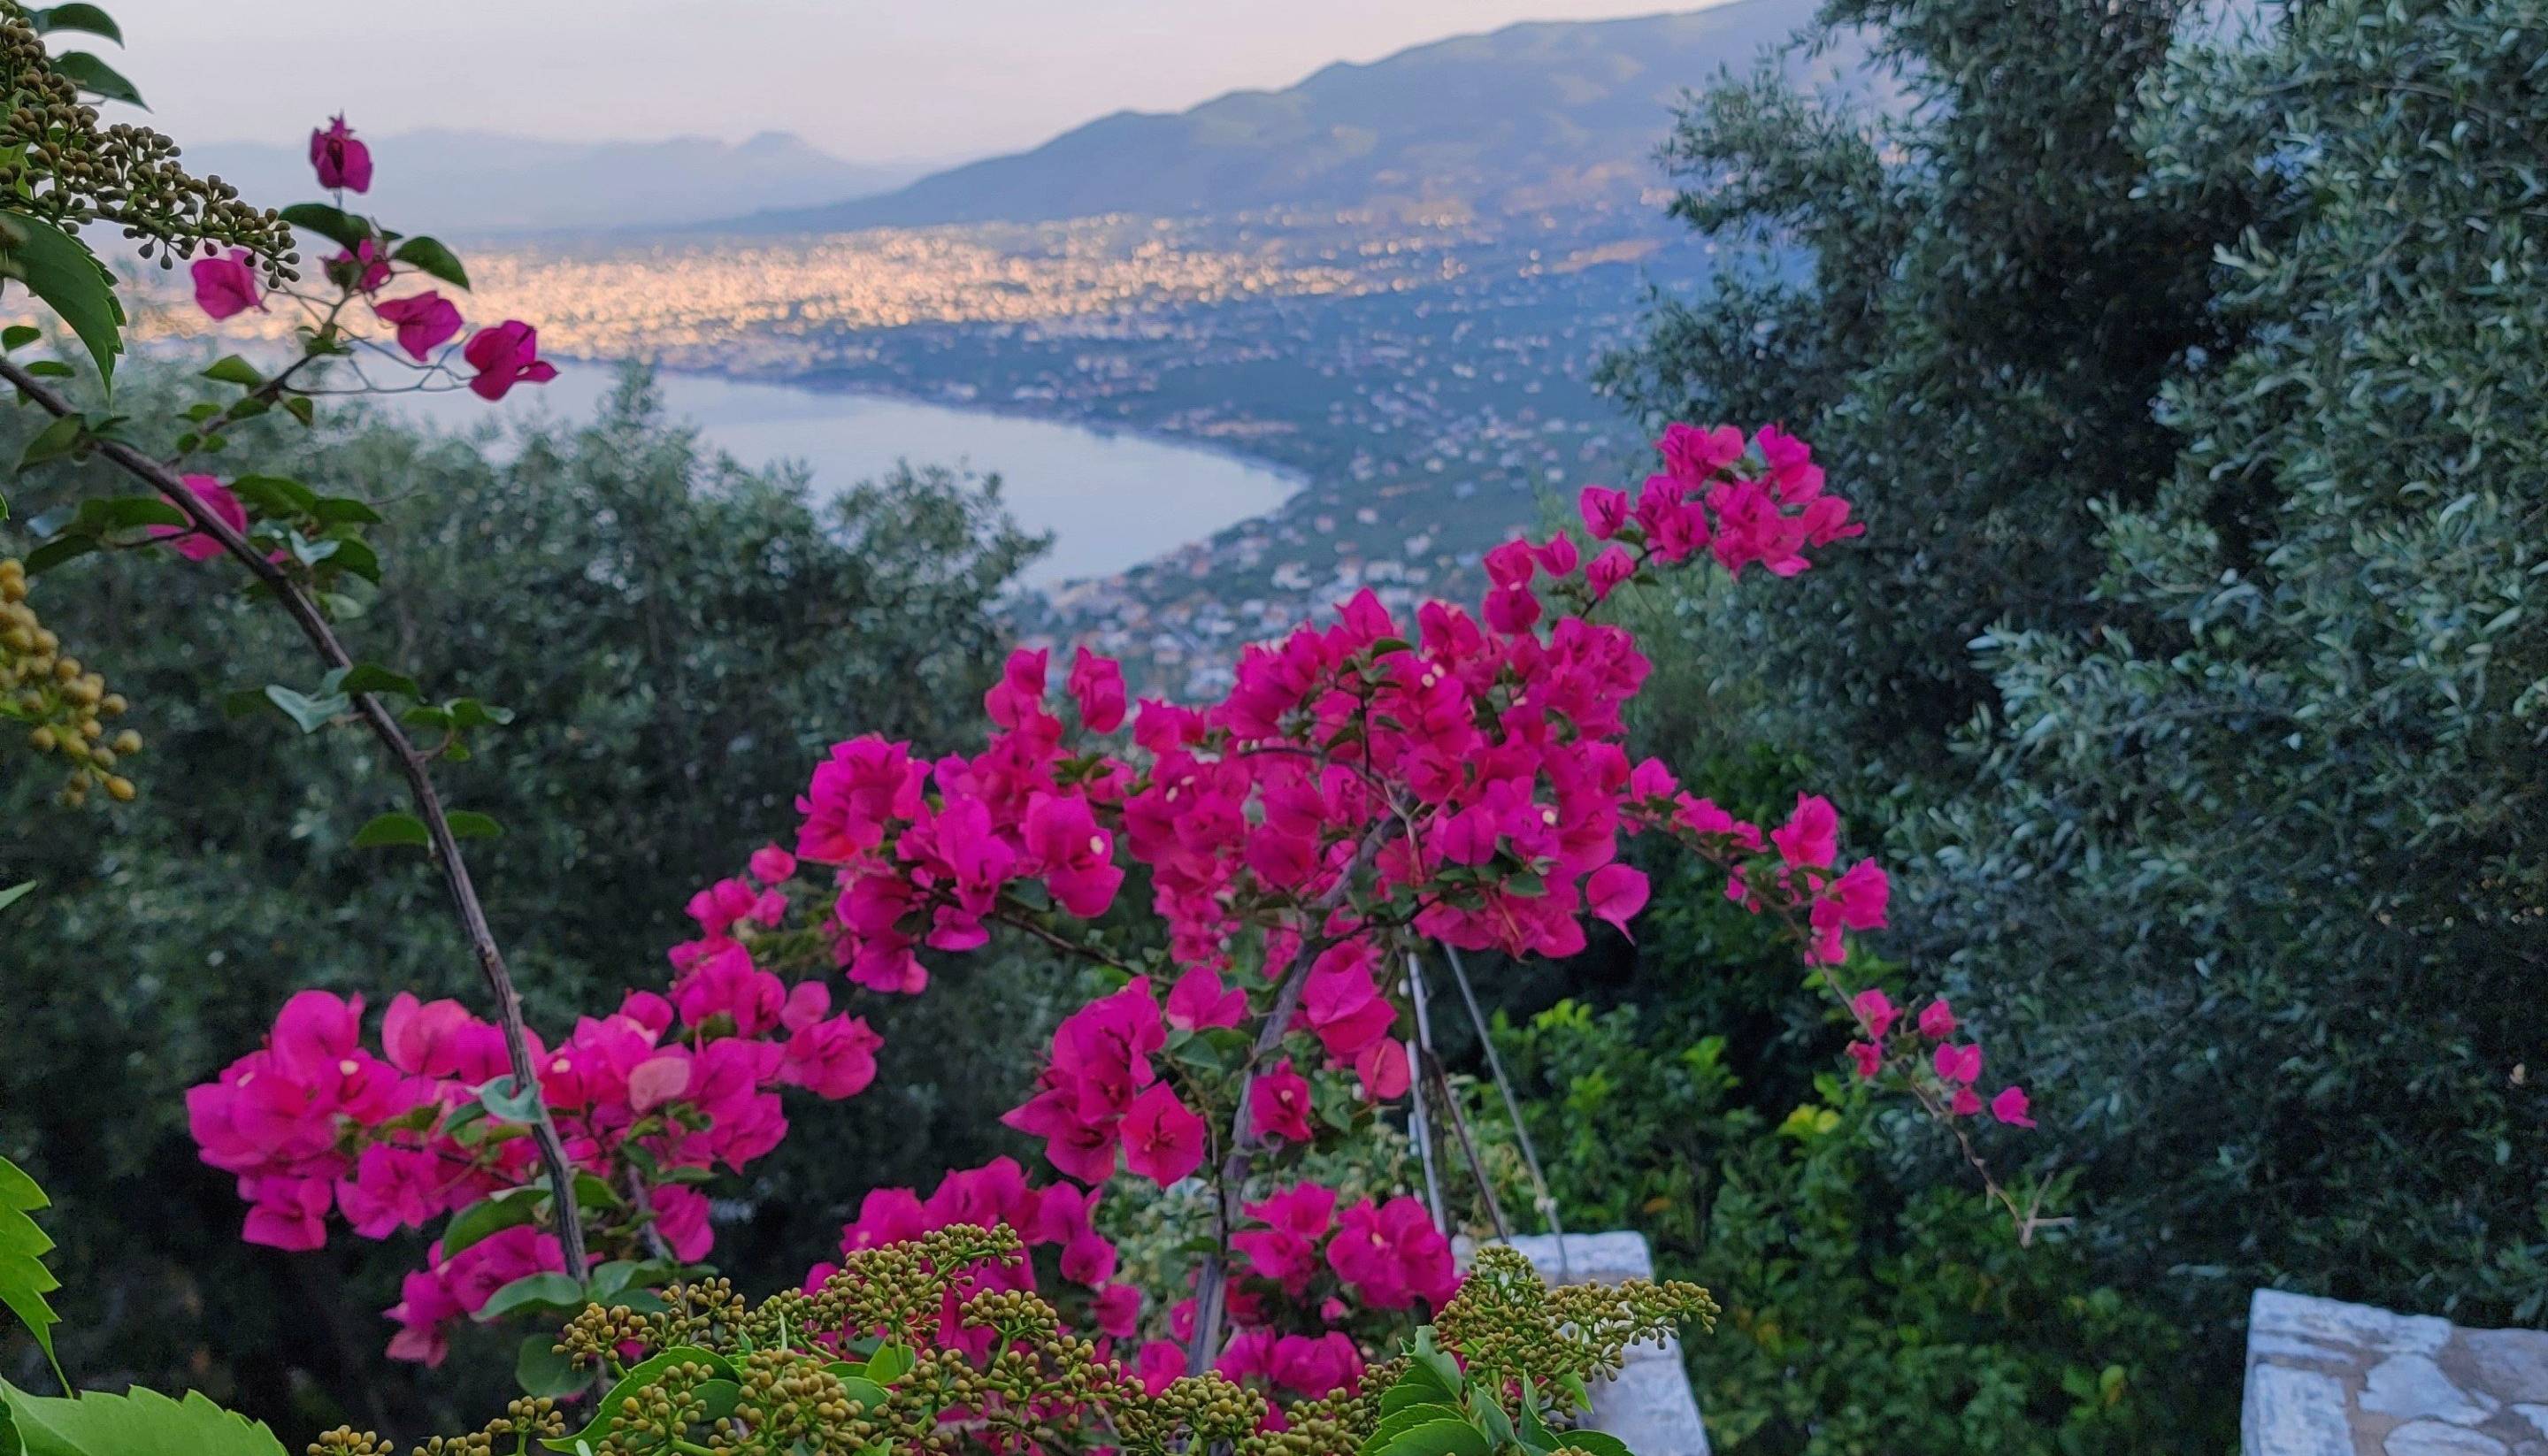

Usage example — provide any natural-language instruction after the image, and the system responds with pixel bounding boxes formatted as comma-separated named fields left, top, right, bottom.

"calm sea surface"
left=380, top=364, right=1298, bottom=585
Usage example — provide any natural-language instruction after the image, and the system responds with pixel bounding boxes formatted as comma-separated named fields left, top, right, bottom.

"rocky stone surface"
left=2245, top=1290, right=2548, bottom=1455
left=1458, top=1231, right=1713, bottom=1456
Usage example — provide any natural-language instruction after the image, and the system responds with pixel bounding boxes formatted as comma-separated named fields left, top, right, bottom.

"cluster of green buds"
left=1, top=555, right=136, bottom=804
left=311, top=1397, right=564, bottom=1456
left=1433, top=1243, right=1720, bottom=1421
left=0, top=4, right=295, bottom=277
left=315, top=1229, right=1715, bottom=1456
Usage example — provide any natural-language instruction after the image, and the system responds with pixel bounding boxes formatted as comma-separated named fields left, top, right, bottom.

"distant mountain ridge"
left=184, top=130, right=942, bottom=237
left=738, top=0, right=1838, bottom=234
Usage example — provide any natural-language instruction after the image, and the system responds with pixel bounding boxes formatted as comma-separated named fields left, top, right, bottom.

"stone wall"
left=2245, top=1289, right=2548, bottom=1455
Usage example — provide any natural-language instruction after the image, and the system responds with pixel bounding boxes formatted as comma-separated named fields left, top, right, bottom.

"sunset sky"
left=105, top=1, right=1726, bottom=163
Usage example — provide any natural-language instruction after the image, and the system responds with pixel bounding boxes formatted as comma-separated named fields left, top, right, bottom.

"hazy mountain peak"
left=734, top=0, right=1847, bottom=234
left=182, top=129, right=937, bottom=237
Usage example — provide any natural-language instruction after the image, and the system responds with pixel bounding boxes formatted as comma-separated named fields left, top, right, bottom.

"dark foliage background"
left=0, top=369, right=1084, bottom=1437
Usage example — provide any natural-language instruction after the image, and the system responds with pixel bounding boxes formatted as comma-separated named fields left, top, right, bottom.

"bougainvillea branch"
left=1186, top=821, right=1388, bottom=1375
left=0, top=350, right=592, bottom=1276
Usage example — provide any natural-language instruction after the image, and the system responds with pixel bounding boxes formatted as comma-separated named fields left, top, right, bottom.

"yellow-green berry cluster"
left=1, top=556, right=137, bottom=805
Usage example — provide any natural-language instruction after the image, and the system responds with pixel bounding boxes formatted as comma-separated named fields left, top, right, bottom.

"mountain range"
left=741, top=0, right=1842, bottom=233
left=182, top=130, right=940, bottom=237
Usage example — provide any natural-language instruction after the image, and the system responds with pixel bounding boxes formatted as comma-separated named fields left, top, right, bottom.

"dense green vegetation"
left=0, top=372, right=1075, bottom=1433
left=1585, top=0, right=2548, bottom=1438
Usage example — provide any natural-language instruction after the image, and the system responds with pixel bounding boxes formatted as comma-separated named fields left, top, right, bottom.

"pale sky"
left=104, top=2, right=1715, bottom=165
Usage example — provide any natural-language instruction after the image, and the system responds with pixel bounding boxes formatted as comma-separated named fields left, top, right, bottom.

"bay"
left=379, top=363, right=1299, bottom=586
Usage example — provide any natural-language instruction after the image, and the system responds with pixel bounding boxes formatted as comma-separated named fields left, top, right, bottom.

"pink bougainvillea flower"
left=1327, top=1195, right=1459, bottom=1310
left=1660, top=421, right=1747, bottom=482
left=374, top=291, right=463, bottom=361
left=145, top=474, right=247, bottom=562
left=1067, top=646, right=1128, bottom=732
left=191, top=249, right=265, bottom=319
left=1091, top=1283, right=1142, bottom=1338
left=1933, top=1042, right=1983, bottom=1085
left=1579, top=484, right=1630, bottom=540
left=242, top=1175, right=333, bottom=1251
left=310, top=114, right=373, bottom=192
left=651, top=1184, right=715, bottom=1261
left=1585, top=544, right=1636, bottom=602
left=1917, top=999, right=1957, bottom=1040
left=748, top=843, right=798, bottom=885
left=1249, top=1058, right=1315, bottom=1145
left=625, top=1052, right=691, bottom=1114
left=462, top=320, right=558, bottom=401
left=1354, top=1038, right=1412, bottom=1101
left=1771, top=793, right=1840, bottom=870
left=1846, top=1040, right=1882, bottom=1080
left=1165, top=965, right=1246, bottom=1031
left=1585, top=862, right=1649, bottom=938
left=330, top=238, right=393, bottom=295
left=1852, top=987, right=1898, bottom=1039
left=1950, top=1086, right=1984, bottom=1116
left=1534, top=533, right=1580, bottom=577
left=1119, top=1082, right=1206, bottom=1185
left=1991, top=1085, right=2036, bottom=1129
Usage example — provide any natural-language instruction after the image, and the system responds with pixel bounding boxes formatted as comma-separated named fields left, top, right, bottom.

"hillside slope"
left=744, top=0, right=1829, bottom=231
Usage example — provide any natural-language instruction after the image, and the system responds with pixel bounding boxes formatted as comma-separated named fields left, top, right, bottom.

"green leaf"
left=476, top=1075, right=544, bottom=1126
left=226, top=475, right=318, bottom=517
left=1369, top=1416, right=1492, bottom=1456
left=445, top=810, right=503, bottom=840
left=19, top=538, right=96, bottom=576
left=350, top=812, right=429, bottom=849
left=1554, top=1435, right=1632, bottom=1456
left=447, top=698, right=515, bottom=729
left=585, top=1258, right=678, bottom=1305
left=472, top=1272, right=586, bottom=1322
left=827, top=1370, right=892, bottom=1412
left=542, top=1348, right=736, bottom=1452
left=17, top=418, right=83, bottom=471
left=391, top=237, right=470, bottom=290
left=514, top=1333, right=581, bottom=1400
left=0, top=885, right=32, bottom=916
left=321, top=535, right=380, bottom=586
left=864, top=1340, right=915, bottom=1385
left=1363, top=1403, right=1466, bottom=1450
left=0, top=326, right=38, bottom=351
left=0, top=1382, right=286, bottom=1456
left=0, top=213, right=122, bottom=386
left=72, top=496, right=183, bottom=533
left=311, top=496, right=383, bottom=525
left=277, top=203, right=370, bottom=253
left=282, top=396, right=314, bottom=427
left=200, top=356, right=262, bottom=388
left=261, top=684, right=348, bottom=734
left=0, top=1160, right=66, bottom=1389
left=337, top=663, right=419, bottom=701
left=440, top=1188, right=545, bottom=1261
left=30, top=6, right=124, bottom=44
left=571, top=1172, right=622, bottom=1212
left=45, top=52, right=142, bottom=108
left=19, top=362, right=72, bottom=380
left=1409, top=1327, right=1465, bottom=1402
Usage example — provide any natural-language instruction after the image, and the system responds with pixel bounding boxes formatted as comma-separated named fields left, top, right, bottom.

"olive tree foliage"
left=1593, top=0, right=2248, bottom=1279
left=1598, top=0, right=2238, bottom=772
left=0, top=364, right=1074, bottom=1432
left=1907, top=0, right=2548, bottom=1320
left=1606, top=0, right=2548, bottom=1343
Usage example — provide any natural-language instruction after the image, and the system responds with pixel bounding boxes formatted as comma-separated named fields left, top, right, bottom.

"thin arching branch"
left=0, top=356, right=589, bottom=1276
